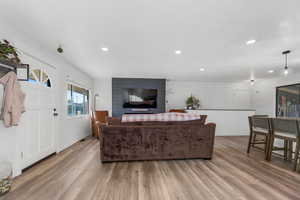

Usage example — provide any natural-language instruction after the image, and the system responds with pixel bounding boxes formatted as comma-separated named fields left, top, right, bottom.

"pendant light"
left=282, top=50, right=291, bottom=76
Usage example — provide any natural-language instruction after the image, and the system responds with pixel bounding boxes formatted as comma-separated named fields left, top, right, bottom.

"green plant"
left=0, top=39, right=21, bottom=64
left=185, top=95, right=200, bottom=109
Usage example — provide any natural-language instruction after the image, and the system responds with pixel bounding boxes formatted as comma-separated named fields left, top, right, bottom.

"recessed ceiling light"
left=246, top=39, right=256, bottom=45
left=174, top=50, right=182, bottom=55
left=101, top=47, right=109, bottom=52
left=268, top=70, right=274, bottom=73
left=200, top=68, right=205, bottom=72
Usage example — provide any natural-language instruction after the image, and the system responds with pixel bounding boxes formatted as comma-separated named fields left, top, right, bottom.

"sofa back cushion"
left=107, top=115, right=207, bottom=126
left=121, top=112, right=202, bottom=123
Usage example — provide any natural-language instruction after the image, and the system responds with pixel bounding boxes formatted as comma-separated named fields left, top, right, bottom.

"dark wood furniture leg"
left=288, top=140, right=293, bottom=161
left=294, top=139, right=300, bottom=171
left=268, top=135, right=275, bottom=161
left=284, top=140, right=288, bottom=160
left=252, top=134, right=257, bottom=147
left=265, top=135, right=271, bottom=160
left=247, top=129, right=253, bottom=154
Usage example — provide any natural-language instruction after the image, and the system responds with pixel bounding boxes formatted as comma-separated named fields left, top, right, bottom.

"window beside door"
left=67, top=84, right=89, bottom=116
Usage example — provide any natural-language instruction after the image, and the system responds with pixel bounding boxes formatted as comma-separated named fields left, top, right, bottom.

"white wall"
left=188, top=110, right=255, bottom=136
left=94, top=77, right=112, bottom=115
left=0, top=22, right=93, bottom=176
left=167, top=80, right=252, bottom=110
left=57, top=65, right=94, bottom=152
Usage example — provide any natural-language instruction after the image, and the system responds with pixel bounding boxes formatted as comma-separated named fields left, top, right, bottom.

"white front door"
left=17, top=65, right=57, bottom=169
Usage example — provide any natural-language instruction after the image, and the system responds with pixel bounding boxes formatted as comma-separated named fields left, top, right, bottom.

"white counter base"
left=187, top=109, right=255, bottom=136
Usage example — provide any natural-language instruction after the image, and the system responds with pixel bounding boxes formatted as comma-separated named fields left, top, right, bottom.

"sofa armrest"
left=97, top=121, right=108, bottom=160
left=200, top=115, right=208, bottom=124
left=206, top=122, right=216, bottom=127
left=95, top=121, right=107, bottom=139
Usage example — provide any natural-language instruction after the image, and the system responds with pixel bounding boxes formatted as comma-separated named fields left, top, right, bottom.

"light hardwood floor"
left=2, top=136, right=300, bottom=200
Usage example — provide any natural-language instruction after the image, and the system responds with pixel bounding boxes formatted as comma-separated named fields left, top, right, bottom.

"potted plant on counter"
left=185, top=95, right=200, bottom=110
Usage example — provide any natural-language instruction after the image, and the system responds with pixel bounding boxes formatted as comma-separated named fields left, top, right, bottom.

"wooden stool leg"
left=268, top=136, right=275, bottom=161
left=252, top=134, right=257, bottom=147
left=288, top=140, right=293, bottom=161
left=284, top=140, right=288, bottom=161
left=294, top=140, right=300, bottom=171
left=264, top=135, right=270, bottom=160
left=247, top=130, right=253, bottom=154
left=264, top=135, right=267, bottom=153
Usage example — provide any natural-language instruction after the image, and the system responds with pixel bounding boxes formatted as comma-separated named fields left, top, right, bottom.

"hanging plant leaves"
left=0, top=39, right=21, bottom=64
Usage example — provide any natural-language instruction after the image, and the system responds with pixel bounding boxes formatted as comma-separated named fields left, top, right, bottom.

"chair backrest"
left=249, top=115, right=269, bottom=128
left=271, top=118, right=299, bottom=137
left=253, top=115, right=269, bottom=118
left=252, top=116, right=270, bottom=130
left=94, top=110, right=109, bottom=123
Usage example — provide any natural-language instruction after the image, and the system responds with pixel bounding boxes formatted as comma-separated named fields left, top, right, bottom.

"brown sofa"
left=99, top=115, right=216, bottom=162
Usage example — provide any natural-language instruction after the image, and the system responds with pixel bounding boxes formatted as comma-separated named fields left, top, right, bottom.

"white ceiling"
left=1, top=0, right=300, bottom=82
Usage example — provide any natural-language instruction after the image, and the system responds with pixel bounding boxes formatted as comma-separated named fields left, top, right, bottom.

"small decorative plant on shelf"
left=0, top=39, right=30, bottom=81
left=185, top=95, right=200, bottom=110
left=0, top=39, right=21, bottom=64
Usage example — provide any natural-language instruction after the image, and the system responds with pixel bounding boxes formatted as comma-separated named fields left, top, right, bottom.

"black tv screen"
left=123, top=88, right=158, bottom=108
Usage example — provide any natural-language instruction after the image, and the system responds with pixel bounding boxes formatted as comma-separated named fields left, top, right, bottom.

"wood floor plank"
left=2, top=136, right=300, bottom=200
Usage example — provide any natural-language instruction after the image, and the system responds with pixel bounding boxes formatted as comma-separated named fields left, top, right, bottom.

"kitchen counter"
left=186, top=109, right=256, bottom=136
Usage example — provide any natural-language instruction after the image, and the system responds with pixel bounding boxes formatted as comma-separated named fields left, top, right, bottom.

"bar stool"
left=269, top=118, right=300, bottom=171
left=247, top=116, right=272, bottom=160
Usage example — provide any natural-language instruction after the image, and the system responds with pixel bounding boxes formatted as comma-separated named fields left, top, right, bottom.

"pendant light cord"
left=285, top=54, right=288, bottom=68
left=282, top=50, right=291, bottom=70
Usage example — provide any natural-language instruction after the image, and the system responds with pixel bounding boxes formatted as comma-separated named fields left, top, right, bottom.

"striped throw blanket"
left=121, top=112, right=201, bottom=122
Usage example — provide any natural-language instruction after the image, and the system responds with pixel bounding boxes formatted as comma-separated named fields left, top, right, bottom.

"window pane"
left=42, top=72, right=49, bottom=82
left=67, top=84, right=89, bottom=116
left=29, top=72, right=37, bottom=83
left=33, top=69, right=41, bottom=81
left=67, top=84, right=74, bottom=116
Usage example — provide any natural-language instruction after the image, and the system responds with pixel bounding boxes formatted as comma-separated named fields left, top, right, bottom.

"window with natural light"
left=67, top=84, right=89, bottom=116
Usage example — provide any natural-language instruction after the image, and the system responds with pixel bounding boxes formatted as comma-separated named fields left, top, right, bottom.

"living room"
left=1, top=0, right=300, bottom=199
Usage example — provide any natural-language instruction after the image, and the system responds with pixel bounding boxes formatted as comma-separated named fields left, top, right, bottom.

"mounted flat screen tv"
left=123, top=88, right=158, bottom=108
left=276, top=83, right=300, bottom=117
